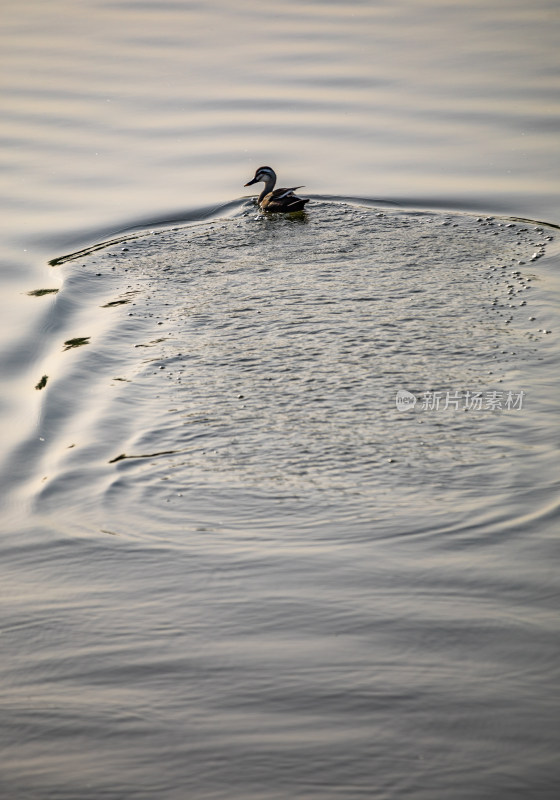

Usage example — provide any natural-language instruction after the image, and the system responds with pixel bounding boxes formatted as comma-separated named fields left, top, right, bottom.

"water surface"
left=1, top=1, right=559, bottom=798
left=2, top=200, right=559, bottom=799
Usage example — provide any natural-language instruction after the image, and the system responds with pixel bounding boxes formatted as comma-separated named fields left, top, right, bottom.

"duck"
left=244, top=166, right=310, bottom=213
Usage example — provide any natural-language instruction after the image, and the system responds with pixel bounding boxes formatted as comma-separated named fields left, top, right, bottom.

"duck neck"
left=259, top=174, right=276, bottom=203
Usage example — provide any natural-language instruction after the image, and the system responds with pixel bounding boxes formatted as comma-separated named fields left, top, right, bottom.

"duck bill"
left=244, top=178, right=257, bottom=186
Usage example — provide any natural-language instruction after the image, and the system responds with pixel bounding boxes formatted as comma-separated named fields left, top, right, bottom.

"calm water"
left=1, top=1, right=559, bottom=798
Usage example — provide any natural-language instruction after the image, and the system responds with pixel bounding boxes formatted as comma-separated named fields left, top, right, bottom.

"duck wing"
left=271, top=186, right=305, bottom=199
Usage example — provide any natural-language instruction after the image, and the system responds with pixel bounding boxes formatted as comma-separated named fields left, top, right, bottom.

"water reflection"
left=27, top=288, right=59, bottom=297
left=62, top=336, right=90, bottom=350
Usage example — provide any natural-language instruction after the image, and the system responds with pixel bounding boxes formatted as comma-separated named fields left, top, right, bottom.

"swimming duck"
left=244, top=166, right=309, bottom=213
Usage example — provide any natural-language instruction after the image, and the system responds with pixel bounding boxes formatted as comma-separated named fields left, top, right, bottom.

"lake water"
left=1, top=1, right=559, bottom=798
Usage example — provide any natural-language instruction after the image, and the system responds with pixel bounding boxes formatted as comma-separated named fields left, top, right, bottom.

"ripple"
left=17, top=200, right=556, bottom=545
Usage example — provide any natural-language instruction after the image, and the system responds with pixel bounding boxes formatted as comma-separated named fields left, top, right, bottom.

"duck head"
left=244, top=166, right=276, bottom=187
